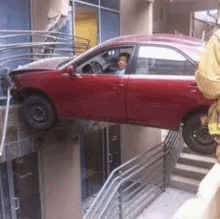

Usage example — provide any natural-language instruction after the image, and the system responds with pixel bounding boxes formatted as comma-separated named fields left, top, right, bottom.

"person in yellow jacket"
left=196, top=28, right=220, bottom=100
left=196, top=28, right=220, bottom=159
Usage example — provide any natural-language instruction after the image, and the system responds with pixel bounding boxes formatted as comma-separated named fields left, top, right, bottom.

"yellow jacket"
left=196, top=29, right=220, bottom=99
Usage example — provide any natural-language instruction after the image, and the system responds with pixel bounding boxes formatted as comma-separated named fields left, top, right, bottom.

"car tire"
left=182, top=112, right=216, bottom=154
left=23, top=95, right=56, bottom=130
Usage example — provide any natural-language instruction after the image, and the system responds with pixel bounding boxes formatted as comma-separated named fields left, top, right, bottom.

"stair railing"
left=83, top=130, right=184, bottom=219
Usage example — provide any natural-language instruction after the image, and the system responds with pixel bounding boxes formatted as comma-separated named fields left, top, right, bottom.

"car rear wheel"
left=182, top=112, right=216, bottom=154
left=23, top=95, right=56, bottom=130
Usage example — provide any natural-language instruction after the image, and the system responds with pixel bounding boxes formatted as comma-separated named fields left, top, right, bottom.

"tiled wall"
left=0, top=105, right=40, bottom=162
left=0, top=105, right=112, bottom=163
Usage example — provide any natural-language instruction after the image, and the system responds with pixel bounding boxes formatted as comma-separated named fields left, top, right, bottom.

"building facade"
left=0, top=1, right=163, bottom=218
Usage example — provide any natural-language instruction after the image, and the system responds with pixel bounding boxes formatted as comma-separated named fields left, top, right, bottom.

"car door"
left=127, top=45, right=207, bottom=129
left=56, top=46, right=134, bottom=121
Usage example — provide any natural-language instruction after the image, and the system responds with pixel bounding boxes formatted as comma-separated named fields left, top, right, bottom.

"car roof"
left=103, top=34, right=205, bottom=47
left=100, top=34, right=205, bottom=62
left=59, top=34, right=205, bottom=70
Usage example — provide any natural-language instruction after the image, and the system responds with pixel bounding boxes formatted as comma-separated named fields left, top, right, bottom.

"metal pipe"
left=86, top=148, right=164, bottom=218
left=125, top=186, right=163, bottom=219
left=0, top=86, right=12, bottom=156
left=122, top=160, right=162, bottom=192
left=85, top=130, right=184, bottom=219
left=119, top=170, right=123, bottom=219
left=96, top=153, right=166, bottom=219
left=83, top=143, right=163, bottom=219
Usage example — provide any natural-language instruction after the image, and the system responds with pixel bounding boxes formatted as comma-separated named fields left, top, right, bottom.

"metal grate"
left=83, top=130, right=184, bottom=219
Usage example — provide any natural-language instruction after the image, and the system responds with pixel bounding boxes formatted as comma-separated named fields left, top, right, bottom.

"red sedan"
left=10, top=34, right=216, bottom=154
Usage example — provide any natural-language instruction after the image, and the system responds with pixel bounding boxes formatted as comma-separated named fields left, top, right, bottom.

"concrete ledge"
left=173, top=163, right=220, bottom=219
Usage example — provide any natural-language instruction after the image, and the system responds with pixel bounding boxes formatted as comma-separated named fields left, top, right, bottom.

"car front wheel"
left=23, top=95, right=56, bottom=130
left=182, top=112, right=216, bottom=154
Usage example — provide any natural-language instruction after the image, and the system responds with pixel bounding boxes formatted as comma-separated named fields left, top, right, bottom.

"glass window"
left=101, top=0, right=120, bottom=10
left=76, top=47, right=133, bottom=74
left=101, top=9, right=120, bottom=42
left=75, top=3, right=99, bottom=48
left=80, top=0, right=98, bottom=5
left=135, top=46, right=196, bottom=76
left=80, top=130, right=105, bottom=202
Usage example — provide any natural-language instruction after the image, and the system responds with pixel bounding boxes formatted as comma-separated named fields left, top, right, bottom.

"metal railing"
left=0, top=30, right=90, bottom=58
left=0, top=30, right=90, bottom=98
left=164, top=129, right=185, bottom=187
left=83, top=130, right=184, bottom=219
left=0, top=30, right=90, bottom=155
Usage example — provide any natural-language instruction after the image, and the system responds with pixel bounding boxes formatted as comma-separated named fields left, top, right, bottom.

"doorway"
left=0, top=152, right=41, bottom=219
left=80, top=124, right=121, bottom=201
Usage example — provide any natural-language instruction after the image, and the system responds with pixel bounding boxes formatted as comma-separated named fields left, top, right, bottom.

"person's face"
left=118, top=56, right=128, bottom=69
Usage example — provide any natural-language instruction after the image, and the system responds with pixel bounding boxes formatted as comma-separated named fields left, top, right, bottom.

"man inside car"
left=114, top=52, right=130, bottom=75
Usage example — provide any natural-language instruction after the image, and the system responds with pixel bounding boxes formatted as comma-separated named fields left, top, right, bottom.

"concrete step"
left=178, top=152, right=216, bottom=169
left=182, top=146, right=216, bottom=158
left=172, top=163, right=209, bottom=181
left=170, top=175, right=200, bottom=193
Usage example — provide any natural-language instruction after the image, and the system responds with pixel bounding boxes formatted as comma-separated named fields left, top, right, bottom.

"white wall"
left=121, top=125, right=162, bottom=163
left=40, top=139, right=81, bottom=219
left=173, top=163, right=220, bottom=219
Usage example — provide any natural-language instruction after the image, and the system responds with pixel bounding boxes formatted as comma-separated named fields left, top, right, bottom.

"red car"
left=10, top=34, right=216, bottom=154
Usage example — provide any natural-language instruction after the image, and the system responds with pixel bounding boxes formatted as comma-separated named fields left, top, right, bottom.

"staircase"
left=170, top=146, right=217, bottom=193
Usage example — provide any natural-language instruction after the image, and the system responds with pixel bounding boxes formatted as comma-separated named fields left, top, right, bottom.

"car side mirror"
left=65, top=65, right=75, bottom=75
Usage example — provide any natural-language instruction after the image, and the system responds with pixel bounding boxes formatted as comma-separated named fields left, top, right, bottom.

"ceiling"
left=168, top=0, right=218, bottom=14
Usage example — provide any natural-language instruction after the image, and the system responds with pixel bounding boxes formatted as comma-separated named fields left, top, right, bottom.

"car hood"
left=10, top=56, right=74, bottom=76
left=15, top=56, right=74, bottom=71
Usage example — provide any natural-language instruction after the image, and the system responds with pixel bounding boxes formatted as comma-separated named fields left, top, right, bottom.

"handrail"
left=0, top=84, right=12, bottom=155
left=0, top=30, right=91, bottom=155
left=83, top=130, right=184, bottom=219
left=83, top=143, right=163, bottom=219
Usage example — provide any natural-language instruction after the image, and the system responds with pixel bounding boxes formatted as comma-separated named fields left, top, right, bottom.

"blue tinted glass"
left=0, top=0, right=31, bottom=96
left=101, top=0, right=120, bottom=10
left=101, top=9, right=120, bottom=42
left=80, top=0, right=98, bottom=5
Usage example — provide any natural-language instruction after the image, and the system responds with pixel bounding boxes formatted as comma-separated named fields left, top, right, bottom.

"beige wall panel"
left=153, top=0, right=167, bottom=33
left=120, top=124, right=161, bottom=163
left=41, top=140, right=81, bottom=219
left=32, top=0, right=69, bottom=30
left=32, top=0, right=50, bottom=30
left=121, top=0, right=153, bottom=35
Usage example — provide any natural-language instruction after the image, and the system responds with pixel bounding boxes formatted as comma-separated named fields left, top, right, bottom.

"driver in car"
left=115, top=53, right=130, bottom=75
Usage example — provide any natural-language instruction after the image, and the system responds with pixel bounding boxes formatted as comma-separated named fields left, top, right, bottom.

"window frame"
left=73, top=0, right=121, bottom=43
left=74, top=44, right=137, bottom=75
left=131, top=43, right=197, bottom=76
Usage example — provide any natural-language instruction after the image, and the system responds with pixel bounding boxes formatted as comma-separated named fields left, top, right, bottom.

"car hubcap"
left=192, top=125, right=214, bottom=145
left=30, top=102, right=48, bottom=123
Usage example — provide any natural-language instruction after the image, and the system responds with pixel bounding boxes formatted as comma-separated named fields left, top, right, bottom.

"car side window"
left=135, top=46, right=196, bottom=76
left=75, top=47, right=133, bottom=75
